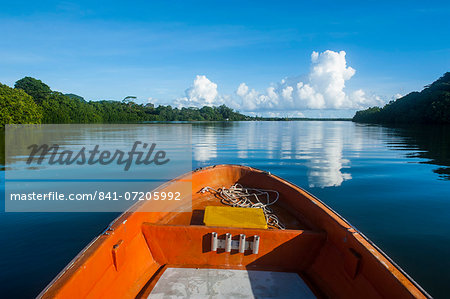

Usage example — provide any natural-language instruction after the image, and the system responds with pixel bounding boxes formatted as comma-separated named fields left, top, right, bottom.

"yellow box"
left=203, top=206, right=268, bottom=229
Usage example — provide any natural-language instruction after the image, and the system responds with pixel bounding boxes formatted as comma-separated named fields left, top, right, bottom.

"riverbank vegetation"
left=0, top=77, right=252, bottom=126
left=353, top=72, right=450, bottom=124
left=0, top=83, right=42, bottom=125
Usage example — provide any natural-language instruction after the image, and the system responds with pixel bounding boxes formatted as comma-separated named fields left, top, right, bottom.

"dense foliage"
left=0, top=83, right=42, bottom=125
left=353, top=72, right=450, bottom=124
left=14, top=77, right=51, bottom=104
left=1, top=77, right=252, bottom=126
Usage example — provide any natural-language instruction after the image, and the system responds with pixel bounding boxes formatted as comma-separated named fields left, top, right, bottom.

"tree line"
left=0, top=77, right=253, bottom=126
left=353, top=72, right=450, bottom=124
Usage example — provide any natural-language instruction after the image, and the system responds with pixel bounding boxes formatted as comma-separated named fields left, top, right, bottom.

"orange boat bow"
left=39, top=165, right=430, bottom=298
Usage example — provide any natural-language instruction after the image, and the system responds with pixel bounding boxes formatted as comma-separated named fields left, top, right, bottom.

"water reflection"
left=191, top=121, right=450, bottom=187
left=302, top=123, right=352, bottom=187
left=192, top=121, right=354, bottom=188
left=193, top=125, right=217, bottom=162
left=382, top=124, right=450, bottom=180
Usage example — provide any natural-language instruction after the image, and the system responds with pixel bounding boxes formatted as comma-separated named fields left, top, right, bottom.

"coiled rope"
left=200, top=184, right=285, bottom=229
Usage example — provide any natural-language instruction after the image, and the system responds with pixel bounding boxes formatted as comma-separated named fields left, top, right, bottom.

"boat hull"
left=39, top=165, right=430, bottom=298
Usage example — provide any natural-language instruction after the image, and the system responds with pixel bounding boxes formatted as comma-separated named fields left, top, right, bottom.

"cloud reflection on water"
left=193, top=125, right=218, bottom=162
left=192, top=121, right=355, bottom=188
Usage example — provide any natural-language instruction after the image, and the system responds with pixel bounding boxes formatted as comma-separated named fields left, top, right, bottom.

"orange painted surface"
left=38, top=165, right=430, bottom=298
left=142, top=224, right=325, bottom=271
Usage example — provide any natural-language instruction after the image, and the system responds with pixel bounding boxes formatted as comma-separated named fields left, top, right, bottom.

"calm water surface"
left=1, top=121, right=449, bottom=298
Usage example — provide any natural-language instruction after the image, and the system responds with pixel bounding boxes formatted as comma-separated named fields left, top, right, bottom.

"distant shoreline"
left=143, top=118, right=353, bottom=123
left=352, top=72, right=449, bottom=124
left=0, top=118, right=353, bottom=128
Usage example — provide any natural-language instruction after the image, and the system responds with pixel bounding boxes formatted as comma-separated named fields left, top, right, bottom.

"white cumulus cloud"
left=234, top=50, right=384, bottom=111
left=174, top=75, right=222, bottom=107
left=172, top=50, right=385, bottom=113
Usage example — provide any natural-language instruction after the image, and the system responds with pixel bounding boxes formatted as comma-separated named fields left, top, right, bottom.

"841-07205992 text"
left=9, top=191, right=182, bottom=201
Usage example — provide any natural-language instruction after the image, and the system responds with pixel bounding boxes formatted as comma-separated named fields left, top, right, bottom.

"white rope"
left=200, top=184, right=285, bottom=230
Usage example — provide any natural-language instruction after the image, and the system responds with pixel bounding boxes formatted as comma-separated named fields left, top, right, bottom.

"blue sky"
left=1, top=0, right=449, bottom=117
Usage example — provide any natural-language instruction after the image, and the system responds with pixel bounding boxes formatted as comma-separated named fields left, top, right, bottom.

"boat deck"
left=147, top=268, right=316, bottom=298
